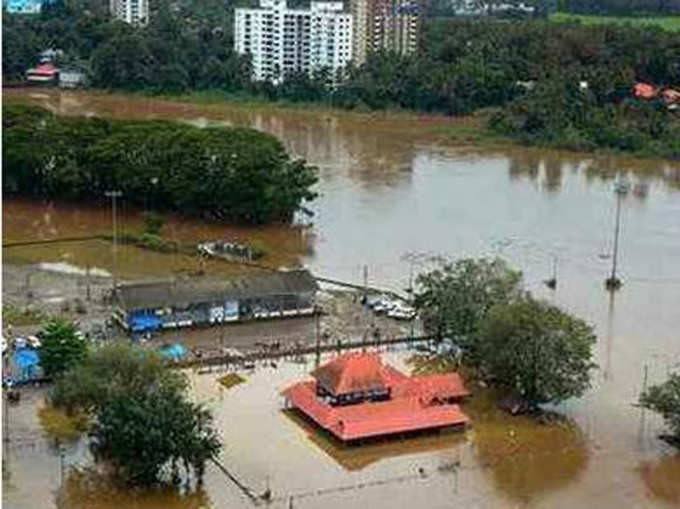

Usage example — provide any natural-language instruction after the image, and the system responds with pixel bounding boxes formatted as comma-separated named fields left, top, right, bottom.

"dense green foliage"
left=562, top=0, right=680, bottom=16
left=640, top=373, right=680, bottom=446
left=414, top=258, right=522, bottom=363
left=52, top=344, right=221, bottom=486
left=38, top=318, right=88, bottom=378
left=2, top=104, right=318, bottom=223
left=478, top=294, right=597, bottom=407
left=415, top=258, right=597, bottom=409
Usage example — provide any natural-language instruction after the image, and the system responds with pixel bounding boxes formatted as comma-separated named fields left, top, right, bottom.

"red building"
left=282, top=352, right=470, bottom=442
left=26, top=63, right=59, bottom=83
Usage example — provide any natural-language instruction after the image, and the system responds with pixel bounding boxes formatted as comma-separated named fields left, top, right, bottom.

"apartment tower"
left=350, top=0, right=420, bottom=65
left=110, top=0, right=149, bottom=25
left=234, top=0, right=353, bottom=83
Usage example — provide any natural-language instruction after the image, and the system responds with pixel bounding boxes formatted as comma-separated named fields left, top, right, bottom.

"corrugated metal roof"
left=115, top=269, right=318, bottom=310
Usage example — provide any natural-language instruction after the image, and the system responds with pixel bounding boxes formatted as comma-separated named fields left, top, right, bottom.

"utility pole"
left=363, top=265, right=368, bottom=298
left=605, top=180, right=628, bottom=290
left=85, top=264, right=91, bottom=302
left=315, top=306, right=321, bottom=367
left=105, top=190, right=123, bottom=291
left=545, top=254, right=557, bottom=290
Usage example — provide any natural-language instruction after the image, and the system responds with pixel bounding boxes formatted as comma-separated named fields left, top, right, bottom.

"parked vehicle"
left=27, top=335, right=41, bottom=349
left=387, top=303, right=416, bottom=320
left=372, top=297, right=395, bottom=314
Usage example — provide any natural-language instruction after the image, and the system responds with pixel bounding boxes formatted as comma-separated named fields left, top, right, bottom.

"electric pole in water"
left=105, top=190, right=123, bottom=291
left=605, top=180, right=628, bottom=290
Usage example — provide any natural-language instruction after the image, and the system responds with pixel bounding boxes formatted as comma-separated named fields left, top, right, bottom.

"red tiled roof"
left=633, top=83, right=657, bottom=100
left=310, top=352, right=388, bottom=396
left=27, top=63, right=59, bottom=76
left=282, top=381, right=469, bottom=441
left=283, top=354, right=471, bottom=441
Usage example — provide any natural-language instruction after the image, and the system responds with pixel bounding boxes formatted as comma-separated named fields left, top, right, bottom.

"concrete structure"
left=350, top=0, right=420, bottom=65
left=113, top=270, right=318, bottom=333
left=234, top=0, right=353, bottom=83
left=59, top=69, right=87, bottom=88
left=282, top=352, right=469, bottom=441
left=109, top=0, right=148, bottom=26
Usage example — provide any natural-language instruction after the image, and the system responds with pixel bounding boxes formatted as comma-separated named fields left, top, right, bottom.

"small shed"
left=59, top=69, right=86, bottom=88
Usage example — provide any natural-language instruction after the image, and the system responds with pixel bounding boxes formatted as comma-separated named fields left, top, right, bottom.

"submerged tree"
left=414, top=257, right=522, bottom=363
left=640, top=373, right=680, bottom=447
left=477, top=294, right=597, bottom=409
left=51, top=344, right=221, bottom=487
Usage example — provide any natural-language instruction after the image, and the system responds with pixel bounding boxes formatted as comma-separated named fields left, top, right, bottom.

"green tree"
left=39, top=318, right=88, bottom=378
left=90, top=389, right=220, bottom=487
left=51, top=342, right=185, bottom=413
left=477, top=294, right=597, bottom=409
left=640, top=373, right=680, bottom=446
left=51, top=344, right=221, bottom=487
left=414, top=257, right=522, bottom=362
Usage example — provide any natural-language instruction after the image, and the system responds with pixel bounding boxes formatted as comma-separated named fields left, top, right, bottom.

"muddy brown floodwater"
left=3, top=89, right=680, bottom=508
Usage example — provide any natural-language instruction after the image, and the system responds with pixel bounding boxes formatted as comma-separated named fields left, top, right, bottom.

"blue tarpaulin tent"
left=13, top=347, right=41, bottom=381
left=159, top=343, right=187, bottom=361
left=129, top=313, right=162, bottom=333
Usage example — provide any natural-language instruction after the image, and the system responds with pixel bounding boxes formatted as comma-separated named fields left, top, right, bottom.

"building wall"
left=235, top=0, right=352, bottom=83
left=350, top=0, right=420, bottom=66
left=110, top=0, right=149, bottom=26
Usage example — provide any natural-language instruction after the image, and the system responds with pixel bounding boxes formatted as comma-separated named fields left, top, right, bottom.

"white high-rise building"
left=110, top=0, right=149, bottom=26
left=234, top=0, right=353, bottom=83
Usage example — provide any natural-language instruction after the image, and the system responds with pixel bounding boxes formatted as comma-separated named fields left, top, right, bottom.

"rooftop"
left=115, top=269, right=318, bottom=310
left=283, top=353, right=470, bottom=441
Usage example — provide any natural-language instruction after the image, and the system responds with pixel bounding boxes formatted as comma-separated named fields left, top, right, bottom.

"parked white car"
left=372, top=298, right=395, bottom=314
left=27, top=335, right=42, bottom=349
left=387, top=303, right=416, bottom=320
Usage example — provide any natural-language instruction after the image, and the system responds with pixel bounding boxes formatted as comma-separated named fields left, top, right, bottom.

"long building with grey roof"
left=113, top=269, right=318, bottom=333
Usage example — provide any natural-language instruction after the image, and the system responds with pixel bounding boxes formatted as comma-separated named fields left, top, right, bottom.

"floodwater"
left=3, top=89, right=680, bottom=508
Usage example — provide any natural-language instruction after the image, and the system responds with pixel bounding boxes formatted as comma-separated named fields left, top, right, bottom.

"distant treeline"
left=562, top=0, right=680, bottom=15
left=2, top=104, right=319, bottom=223
left=2, top=0, right=680, bottom=158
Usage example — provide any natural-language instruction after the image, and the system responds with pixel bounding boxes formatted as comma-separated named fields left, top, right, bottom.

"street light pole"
left=605, top=180, right=628, bottom=290
left=105, top=190, right=123, bottom=290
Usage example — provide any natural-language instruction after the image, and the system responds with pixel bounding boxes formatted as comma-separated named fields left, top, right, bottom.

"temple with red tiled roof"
left=281, top=352, right=470, bottom=442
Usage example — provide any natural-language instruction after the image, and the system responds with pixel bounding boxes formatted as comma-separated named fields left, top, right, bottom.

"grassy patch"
left=2, top=304, right=49, bottom=326
left=218, top=373, right=246, bottom=389
left=550, top=12, right=680, bottom=31
left=38, top=404, right=90, bottom=442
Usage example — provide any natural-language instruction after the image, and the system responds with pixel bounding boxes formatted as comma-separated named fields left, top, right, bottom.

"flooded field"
left=3, top=89, right=680, bottom=508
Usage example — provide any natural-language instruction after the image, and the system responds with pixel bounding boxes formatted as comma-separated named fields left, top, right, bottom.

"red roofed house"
left=26, top=63, right=59, bottom=83
left=281, top=352, right=470, bottom=442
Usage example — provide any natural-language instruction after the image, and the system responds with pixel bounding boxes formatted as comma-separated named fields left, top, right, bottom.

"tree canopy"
left=477, top=294, right=597, bottom=408
left=2, top=104, right=319, bottom=224
left=39, top=318, right=88, bottom=379
left=51, top=343, right=221, bottom=487
left=640, top=373, right=680, bottom=446
left=414, top=257, right=522, bottom=362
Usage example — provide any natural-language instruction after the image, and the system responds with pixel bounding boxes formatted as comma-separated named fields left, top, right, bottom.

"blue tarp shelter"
left=13, top=347, right=41, bottom=381
left=159, top=343, right=187, bottom=361
left=129, top=313, right=162, bottom=333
